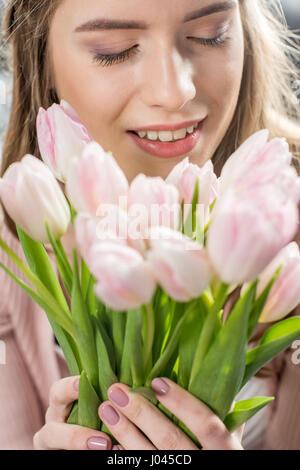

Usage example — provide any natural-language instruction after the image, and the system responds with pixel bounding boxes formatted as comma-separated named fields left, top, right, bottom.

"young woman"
left=0, top=0, right=300, bottom=450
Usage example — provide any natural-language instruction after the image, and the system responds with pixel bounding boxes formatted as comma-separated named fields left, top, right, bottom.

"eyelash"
left=92, top=33, right=229, bottom=67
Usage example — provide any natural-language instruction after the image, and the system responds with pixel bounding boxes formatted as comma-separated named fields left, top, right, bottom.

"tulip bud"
left=88, top=242, right=157, bottom=311
left=219, top=129, right=293, bottom=195
left=128, top=174, right=180, bottom=236
left=36, top=100, right=92, bottom=182
left=0, top=155, right=70, bottom=243
left=66, top=141, right=129, bottom=215
left=146, top=226, right=213, bottom=302
left=166, top=157, right=219, bottom=211
left=257, top=242, right=300, bottom=322
left=75, top=209, right=128, bottom=261
left=206, top=186, right=299, bottom=284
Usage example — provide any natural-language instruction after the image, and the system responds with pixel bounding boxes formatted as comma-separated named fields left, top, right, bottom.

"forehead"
left=55, top=0, right=238, bottom=31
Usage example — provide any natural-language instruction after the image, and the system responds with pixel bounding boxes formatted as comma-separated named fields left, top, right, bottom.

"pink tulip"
left=66, top=141, right=129, bottom=215
left=206, top=185, right=299, bottom=284
left=0, top=155, right=70, bottom=243
left=219, top=129, right=292, bottom=195
left=146, top=226, right=213, bottom=302
left=36, top=100, right=92, bottom=182
left=166, top=157, right=219, bottom=209
left=75, top=209, right=128, bottom=260
left=127, top=174, right=180, bottom=236
left=88, top=242, right=157, bottom=311
left=256, top=242, right=300, bottom=322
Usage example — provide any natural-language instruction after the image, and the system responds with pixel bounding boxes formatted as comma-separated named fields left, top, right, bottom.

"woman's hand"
left=33, top=376, right=116, bottom=450
left=98, top=378, right=244, bottom=450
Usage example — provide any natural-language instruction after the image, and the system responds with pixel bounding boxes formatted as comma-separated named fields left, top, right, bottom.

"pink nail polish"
left=87, top=437, right=109, bottom=450
left=100, top=405, right=120, bottom=425
left=151, top=378, right=170, bottom=395
left=108, top=387, right=129, bottom=407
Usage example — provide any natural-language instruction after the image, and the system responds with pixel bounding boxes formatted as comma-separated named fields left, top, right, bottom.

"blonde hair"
left=0, top=0, right=300, bottom=175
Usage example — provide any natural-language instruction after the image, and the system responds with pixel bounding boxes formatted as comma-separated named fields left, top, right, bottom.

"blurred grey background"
left=0, top=0, right=299, bottom=155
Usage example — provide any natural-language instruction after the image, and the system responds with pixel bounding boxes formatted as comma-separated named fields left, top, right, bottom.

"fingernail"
left=108, top=387, right=129, bottom=407
left=100, top=405, right=120, bottom=425
left=112, top=445, right=122, bottom=450
left=87, top=437, right=109, bottom=450
left=74, top=378, right=80, bottom=391
left=151, top=378, right=170, bottom=395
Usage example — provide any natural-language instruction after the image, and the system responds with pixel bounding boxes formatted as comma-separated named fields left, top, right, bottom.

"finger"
left=33, top=422, right=112, bottom=450
left=46, top=375, right=80, bottom=423
left=112, top=444, right=124, bottom=450
left=233, top=423, right=245, bottom=443
left=105, top=383, right=198, bottom=450
left=98, top=401, right=156, bottom=450
left=151, top=378, right=243, bottom=450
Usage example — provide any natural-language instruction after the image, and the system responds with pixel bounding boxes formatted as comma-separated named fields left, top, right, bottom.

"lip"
left=129, top=118, right=204, bottom=132
left=127, top=118, right=206, bottom=159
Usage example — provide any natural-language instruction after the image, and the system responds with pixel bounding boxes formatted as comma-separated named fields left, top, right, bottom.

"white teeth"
left=147, top=131, right=158, bottom=140
left=135, top=122, right=199, bottom=142
left=137, top=131, right=147, bottom=138
left=158, top=131, right=173, bottom=142
left=173, top=128, right=187, bottom=140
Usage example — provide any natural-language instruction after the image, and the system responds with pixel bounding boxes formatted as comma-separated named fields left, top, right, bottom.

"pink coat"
left=0, top=220, right=300, bottom=450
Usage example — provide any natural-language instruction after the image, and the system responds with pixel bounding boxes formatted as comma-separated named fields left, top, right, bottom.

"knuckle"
left=45, top=406, right=53, bottom=423
left=203, top=417, right=225, bottom=439
left=33, top=430, right=42, bottom=449
left=68, top=427, right=89, bottom=450
left=160, top=427, right=182, bottom=450
left=127, top=400, right=144, bottom=422
left=49, top=381, right=62, bottom=405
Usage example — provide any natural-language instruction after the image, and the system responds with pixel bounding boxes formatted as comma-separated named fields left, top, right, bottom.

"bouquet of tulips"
left=0, top=100, right=300, bottom=448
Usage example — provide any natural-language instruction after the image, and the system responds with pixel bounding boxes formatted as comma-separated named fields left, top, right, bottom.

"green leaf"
left=78, top=371, right=101, bottom=430
left=189, top=283, right=229, bottom=385
left=241, top=316, right=300, bottom=389
left=16, top=225, right=69, bottom=311
left=45, top=223, right=73, bottom=296
left=145, top=304, right=194, bottom=387
left=120, top=308, right=144, bottom=387
left=0, top=261, right=77, bottom=371
left=16, top=225, right=81, bottom=374
left=178, top=298, right=207, bottom=389
left=112, top=310, right=126, bottom=376
left=188, top=281, right=257, bottom=421
left=182, top=179, right=199, bottom=239
left=0, top=233, right=74, bottom=337
left=131, top=386, right=158, bottom=406
left=152, top=290, right=172, bottom=365
left=247, top=266, right=282, bottom=340
left=224, top=396, right=275, bottom=432
left=80, top=257, right=90, bottom=299
left=67, top=401, right=79, bottom=425
left=93, top=316, right=118, bottom=401
left=71, top=250, right=99, bottom=392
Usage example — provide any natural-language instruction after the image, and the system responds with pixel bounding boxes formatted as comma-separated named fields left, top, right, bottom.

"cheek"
left=51, top=44, right=132, bottom=139
left=194, top=43, right=244, bottom=115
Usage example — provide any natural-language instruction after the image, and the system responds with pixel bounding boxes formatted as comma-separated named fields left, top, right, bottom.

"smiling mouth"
left=128, top=121, right=201, bottom=142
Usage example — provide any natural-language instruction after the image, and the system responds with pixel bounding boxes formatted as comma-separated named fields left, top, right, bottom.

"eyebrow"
left=74, top=1, right=237, bottom=32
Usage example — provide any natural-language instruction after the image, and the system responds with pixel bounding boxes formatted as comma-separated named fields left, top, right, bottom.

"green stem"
left=120, top=309, right=144, bottom=387
left=189, top=282, right=229, bottom=387
left=0, top=235, right=74, bottom=337
left=145, top=305, right=193, bottom=387
left=142, top=303, right=155, bottom=373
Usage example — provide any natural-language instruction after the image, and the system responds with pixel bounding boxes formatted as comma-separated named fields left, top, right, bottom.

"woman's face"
left=49, top=0, right=244, bottom=181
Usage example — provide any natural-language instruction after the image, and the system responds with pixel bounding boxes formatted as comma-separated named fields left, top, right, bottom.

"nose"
left=141, top=44, right=196, bottom=111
